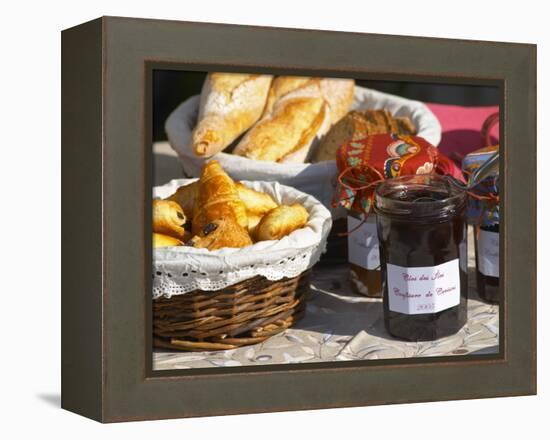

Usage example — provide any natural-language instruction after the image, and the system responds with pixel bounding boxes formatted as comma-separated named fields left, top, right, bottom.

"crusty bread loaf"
left=319, top=78, right=356, bottom=125
left=233, top=95, right=328, bottom=162
left=262, top=77, right=354, bottom=124
left=262, top=76, right=313, bottom=115
left=191, top=73, right=272, bottom=157
left=311, top=111, right=368, bottom=163
left=311, top=109, right=417, bottom=163
left=395, top=116, right=417, bottom=135
left=233, top=77, right=354, bottom=163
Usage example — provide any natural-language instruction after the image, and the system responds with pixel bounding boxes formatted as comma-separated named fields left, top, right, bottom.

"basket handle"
left=481, top=112, right=500, bottom=147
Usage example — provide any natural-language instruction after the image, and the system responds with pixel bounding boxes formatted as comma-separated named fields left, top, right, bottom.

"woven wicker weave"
left=153, top=271, right=311, bottom=351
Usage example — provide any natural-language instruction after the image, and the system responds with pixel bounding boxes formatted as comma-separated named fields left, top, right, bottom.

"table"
left=153, top=238, right=499, bottom=370
left=151, top=141, right=499, bottom=371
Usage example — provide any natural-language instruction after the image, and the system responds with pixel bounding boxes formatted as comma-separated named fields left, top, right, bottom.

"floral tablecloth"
left=153, top=229, right=499, bottom=370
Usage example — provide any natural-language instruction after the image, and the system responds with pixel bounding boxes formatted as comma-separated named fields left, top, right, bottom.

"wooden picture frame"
left=61, top=16, right=536, bottom=422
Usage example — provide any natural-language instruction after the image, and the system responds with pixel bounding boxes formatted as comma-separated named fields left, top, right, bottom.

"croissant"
left=166, top=180, right=279, bottom=229
left=192, top=73, right=273, bottom=157
left=235, top=182, right=278, bottom=216
left=192, top=160, right=248, bottom=235
left=255, top=204, right=309, bottom=241
left=153, top=232, right=183, bottom=248
left=246, top=214, right=263, bottom=237
left=152, top=199, right=186, bottom=239
left=187, top=217, right=252, bottom=250
left=166, top=181, right=199, bottom=220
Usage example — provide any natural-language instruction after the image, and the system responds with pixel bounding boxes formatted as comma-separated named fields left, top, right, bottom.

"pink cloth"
left=426, top=103, right=500, bottom=161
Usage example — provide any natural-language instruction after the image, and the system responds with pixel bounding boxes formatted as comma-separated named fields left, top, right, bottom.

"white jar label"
left=347, top=215, right=380, bottom=270
left=478, top=230, right=499, bottom=277
left=387, top=259, right=461, bottom=315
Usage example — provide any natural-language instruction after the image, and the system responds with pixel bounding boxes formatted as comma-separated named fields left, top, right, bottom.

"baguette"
left=192, top=73, right=273, bottom=157
left=233, top=77, right=354, bottom=163
left=234, top=95, right=328, bottom=162
left=262, top=76, right=313, bottom=115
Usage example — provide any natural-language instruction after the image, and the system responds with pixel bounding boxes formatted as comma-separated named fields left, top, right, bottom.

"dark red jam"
left=475, top=223, right=500, bottom=304
left=374, top=175, right=468, bottom=341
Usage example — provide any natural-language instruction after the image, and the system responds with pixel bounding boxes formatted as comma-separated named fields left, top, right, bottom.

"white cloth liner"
left=165, top=86, right=442, bottom=208
left=152, top=179, right=333, bottom=298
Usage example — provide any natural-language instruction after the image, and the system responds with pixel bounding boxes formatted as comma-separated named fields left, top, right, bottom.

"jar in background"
left=347, top=212, right=382, bottom=297
left=475, top=223, right=499, bottom=303
left=462, top=144, right=500, bottom=305
left=318, top=217, right=349, bottom=266
left=374, top=174, right=468, bottom=341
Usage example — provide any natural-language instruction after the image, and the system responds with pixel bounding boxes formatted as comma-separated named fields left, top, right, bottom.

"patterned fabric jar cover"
left=461, top=144, right=500, bottom=226
left=333, top=133, right=464, bottom=215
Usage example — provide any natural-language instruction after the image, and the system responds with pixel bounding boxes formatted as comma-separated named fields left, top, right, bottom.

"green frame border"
left=61, top=16, right=536, bottom=422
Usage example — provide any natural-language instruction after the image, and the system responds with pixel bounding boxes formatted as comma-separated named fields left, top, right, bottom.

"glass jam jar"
left=475, top=223, right=499, bottom=303
left=374, top=175, right=468, bottom=341
left=347, top=212, right=382, bottom=297
left=461, top=143, right=499, bottom=305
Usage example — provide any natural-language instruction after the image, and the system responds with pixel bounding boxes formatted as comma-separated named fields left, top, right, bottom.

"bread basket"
left=152, top=179, right=332, bottom=351
left=165, top=86, right=442, bottom=209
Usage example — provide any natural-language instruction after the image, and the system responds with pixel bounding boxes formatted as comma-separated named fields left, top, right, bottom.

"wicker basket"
left=153, top=270, right=311, bottom=351
left=152, top=179, right=331, bottom=351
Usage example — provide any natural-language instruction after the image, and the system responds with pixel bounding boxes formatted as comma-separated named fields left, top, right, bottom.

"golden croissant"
left=153, top=232, right=183, bottom=248
left=187, top=217, right=253, bottom=250
left=168, top=180, right=278, bottom=222
left=166, top=181, right=199, bottom=220
left=192, top=160, right=248, bottom=235
left=255, top=204, right=309, bottom=241
left=235, top=182, right=278, bottom=215
left=152, top=199, right=186, bottom=239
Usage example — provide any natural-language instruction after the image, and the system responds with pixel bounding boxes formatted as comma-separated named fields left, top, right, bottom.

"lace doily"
left=152, top=179, right=332, bottom=298
left=164, top=86, right=441, bottom=209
